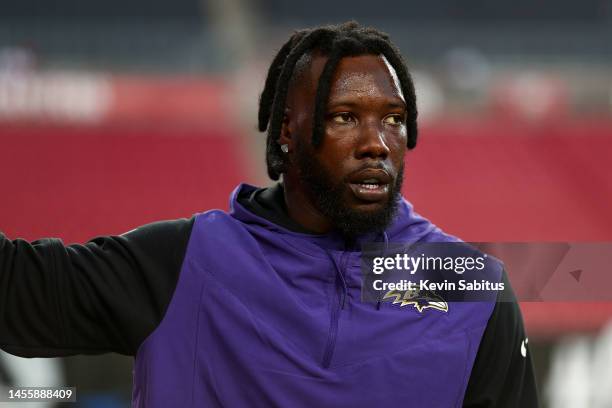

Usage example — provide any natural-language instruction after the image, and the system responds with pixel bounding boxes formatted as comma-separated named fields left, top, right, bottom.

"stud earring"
left=280, top=144, right=289, bottom=153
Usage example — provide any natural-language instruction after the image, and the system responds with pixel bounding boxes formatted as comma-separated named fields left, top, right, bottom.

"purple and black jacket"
left=0, top=183, right=538, bottom=407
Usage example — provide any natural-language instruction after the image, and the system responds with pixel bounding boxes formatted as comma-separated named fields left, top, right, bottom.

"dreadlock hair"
left=258, top=21, right=418, bottom=181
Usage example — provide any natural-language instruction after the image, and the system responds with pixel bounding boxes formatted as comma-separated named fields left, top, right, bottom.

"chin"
left=345, top=192, right=391, bottom=212
left=350, top=202, right=388, bottom=216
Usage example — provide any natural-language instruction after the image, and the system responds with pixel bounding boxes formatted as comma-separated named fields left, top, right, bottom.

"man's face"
left=284, top=53, right=408, bottom=236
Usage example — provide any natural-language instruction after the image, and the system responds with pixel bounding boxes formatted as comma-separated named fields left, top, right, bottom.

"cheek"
left=389, top=134, right=407, bottom=153
left=290, top=109, right=315, bottom=143
left=389, top=126, right=408, bottom=146
left=318, top=135, right=356, bottom=163
left=314, top=140, right=355, bottom=177
left=387, top=132, right=408, bottom=167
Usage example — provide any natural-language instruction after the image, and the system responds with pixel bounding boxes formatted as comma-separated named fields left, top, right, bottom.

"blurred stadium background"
left=1, top=1, right=611, bottom=406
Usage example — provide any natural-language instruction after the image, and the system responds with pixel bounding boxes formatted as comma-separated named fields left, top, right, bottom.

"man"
left=0, top=22, right=538, bottom=406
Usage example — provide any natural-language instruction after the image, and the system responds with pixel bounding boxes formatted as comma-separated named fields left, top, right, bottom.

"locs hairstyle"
left=257, top=21, right=419, bottom=180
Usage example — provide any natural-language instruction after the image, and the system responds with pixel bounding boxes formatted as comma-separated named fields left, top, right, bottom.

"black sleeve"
left=0, top=217, right=194, bottom=357
left=463, top=270, right=539, bottom=407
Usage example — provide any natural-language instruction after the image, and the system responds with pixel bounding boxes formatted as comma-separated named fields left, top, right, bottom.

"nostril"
left=355, top=132, right=390, bottom=159
left=357, top=149, right=387, bottom=160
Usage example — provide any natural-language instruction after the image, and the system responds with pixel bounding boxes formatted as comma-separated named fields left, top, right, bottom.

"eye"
left=383, top=114, right=405, bottom=126
left=331, top=112, right=355, bottom=124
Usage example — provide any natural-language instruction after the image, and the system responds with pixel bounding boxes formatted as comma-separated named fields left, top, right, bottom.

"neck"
left=282, top=176, right=333, bottom=234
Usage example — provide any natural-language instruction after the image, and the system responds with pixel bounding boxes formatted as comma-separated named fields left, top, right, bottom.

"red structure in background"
left=0, top=73, right=242, bottom=242
left=408, top=117, right=612, bottom=242
left=408, top=117, right=612, bottom=338
left=1, top=125, right=247, bottom=242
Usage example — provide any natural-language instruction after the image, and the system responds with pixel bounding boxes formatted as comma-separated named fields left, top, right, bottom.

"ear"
left=278, top=107, right=292, bottom=150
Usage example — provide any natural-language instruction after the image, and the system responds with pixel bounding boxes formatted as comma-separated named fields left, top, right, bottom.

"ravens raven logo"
left=382, top=288, right=448, bottom=313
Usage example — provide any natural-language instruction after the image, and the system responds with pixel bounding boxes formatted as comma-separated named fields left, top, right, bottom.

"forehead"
left=306, top=53, right=405, bottom=105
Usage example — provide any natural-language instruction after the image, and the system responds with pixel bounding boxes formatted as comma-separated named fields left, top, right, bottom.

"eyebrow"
left=327, top=99, right=407, bottom=110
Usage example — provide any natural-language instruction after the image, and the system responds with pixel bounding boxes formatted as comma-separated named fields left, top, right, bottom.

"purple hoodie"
left=131, top=183, right=499, bottom=407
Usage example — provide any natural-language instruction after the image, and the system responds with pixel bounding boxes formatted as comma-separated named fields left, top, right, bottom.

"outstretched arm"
left=0, top=218, right=194, bottom=357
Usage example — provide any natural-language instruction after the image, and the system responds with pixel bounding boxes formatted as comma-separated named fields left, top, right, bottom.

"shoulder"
left=388, top=197, right=461, bottom=243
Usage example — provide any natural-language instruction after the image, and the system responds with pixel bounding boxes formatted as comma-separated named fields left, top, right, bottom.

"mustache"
left=344, top=161, right=395, bottom=182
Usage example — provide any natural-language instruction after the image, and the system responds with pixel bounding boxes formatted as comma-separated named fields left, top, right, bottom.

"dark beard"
left=294, top=146, right=404, bottom=238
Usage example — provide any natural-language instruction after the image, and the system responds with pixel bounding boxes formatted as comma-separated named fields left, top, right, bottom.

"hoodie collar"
left=229, top=182, right=435, bottom=250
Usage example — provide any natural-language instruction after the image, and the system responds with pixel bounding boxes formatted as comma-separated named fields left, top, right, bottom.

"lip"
left=348, top=182, right=390, bottom=202
left=348, top=168, right=392, bottom=185
left=347, top=167, right=392, bottom=203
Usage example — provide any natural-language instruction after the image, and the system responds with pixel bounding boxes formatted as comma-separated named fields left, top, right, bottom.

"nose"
left=354, top=121, right=390, bottom=160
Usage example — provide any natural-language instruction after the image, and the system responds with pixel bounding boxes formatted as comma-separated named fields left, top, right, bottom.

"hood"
left=228, top=183, right=444, bottom=249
